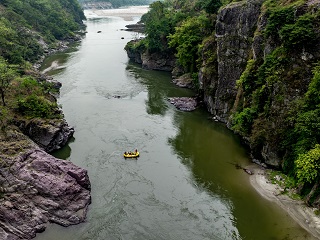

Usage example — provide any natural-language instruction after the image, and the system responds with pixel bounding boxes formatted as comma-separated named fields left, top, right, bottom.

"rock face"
left=200, top=0, right=320, bottom=169
left=126, top=40, right=176, bottom=72
left=141, top=51, right=176, bottom=71
left=0, top=130, right=91, bottom=240
left=208, top=0, right=264, bottom=122
left=16, top=119, right=74, bottom=153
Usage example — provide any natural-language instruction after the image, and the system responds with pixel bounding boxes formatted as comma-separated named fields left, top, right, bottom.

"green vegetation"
left=168, top=14, right=211, bottom=72
left=0, top=58, right=16, bottom=106
left=0, top=0, right=85, bottom=132
left=126, top=0, right=220, bottom=80
left=0, top=0, right=85, bottom=65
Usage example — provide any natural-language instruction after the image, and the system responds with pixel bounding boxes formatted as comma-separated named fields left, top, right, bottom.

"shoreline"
left=249, top=164, right=320, bottom=239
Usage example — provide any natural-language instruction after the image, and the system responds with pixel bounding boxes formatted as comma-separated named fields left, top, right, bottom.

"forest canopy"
left=0, top=0, right=85, bottom=64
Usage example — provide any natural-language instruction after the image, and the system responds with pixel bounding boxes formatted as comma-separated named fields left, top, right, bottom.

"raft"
left=123, top=151, right=139, bottom=158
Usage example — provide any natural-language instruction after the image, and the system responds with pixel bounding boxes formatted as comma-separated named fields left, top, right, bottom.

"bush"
left=17, top=94, right=59, bottom=119
left=295, top=144, right=320, bottom=184
left=265, top=7, right=295, bottom=40
left=232, top=107, right=257, bottom=135
left=280, top=13, right=317, bottom=49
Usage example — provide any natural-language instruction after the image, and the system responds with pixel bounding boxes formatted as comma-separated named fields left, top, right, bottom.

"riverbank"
left=249, top=165, right=320, bottom=239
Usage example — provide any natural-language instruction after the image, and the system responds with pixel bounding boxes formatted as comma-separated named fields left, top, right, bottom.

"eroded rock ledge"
left=0, top=130, right=91, bottom=239
left=16, top=118, right=75, bottom=153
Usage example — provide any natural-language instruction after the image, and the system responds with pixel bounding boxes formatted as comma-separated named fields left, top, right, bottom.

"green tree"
left=295, top=144, right=320, bottom=184
left=279, top=13, right=317, bottom=49
left=168, top=14, right=210, bottom=72
left=196, top=0, right=222, bottom=14
left=142, top=1, right=173, bottom=52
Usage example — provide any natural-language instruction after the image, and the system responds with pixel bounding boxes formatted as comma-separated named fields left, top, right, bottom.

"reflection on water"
left=52, top=137, right=75, bottom=159
left=126, top=62, right=194, bottom=116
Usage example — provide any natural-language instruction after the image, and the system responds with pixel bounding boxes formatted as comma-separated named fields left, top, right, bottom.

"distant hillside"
left=0, top=0, right=85, bottom=65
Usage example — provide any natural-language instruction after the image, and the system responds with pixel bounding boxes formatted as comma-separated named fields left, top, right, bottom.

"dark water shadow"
left=51, top=136, right=75, bottom=160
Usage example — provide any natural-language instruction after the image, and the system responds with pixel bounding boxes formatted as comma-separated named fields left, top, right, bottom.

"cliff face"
left=200, top=0, right=263, bottom=121
left=205, top=0, right=264, bottom=122
left=200, top=0, right=320, bottom=168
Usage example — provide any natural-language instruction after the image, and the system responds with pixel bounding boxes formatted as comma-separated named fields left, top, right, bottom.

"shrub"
left=232, top=107, right=257, bottom=135
left=265, top=7, right=295, bottom=40
left=17, top=94, right=59, bottom=119
left=295, top=144, right=320, bottom=184
left=280, top=13, right=317, bottom=49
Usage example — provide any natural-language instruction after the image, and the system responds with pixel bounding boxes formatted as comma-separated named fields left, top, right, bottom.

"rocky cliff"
left=200, top=0, right=320, bottom=168
left=201, top=0, right=264, bottom=122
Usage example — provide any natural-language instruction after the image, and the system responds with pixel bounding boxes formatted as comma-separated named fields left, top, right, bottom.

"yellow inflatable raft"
left=123, top=151, right=139, bottom=158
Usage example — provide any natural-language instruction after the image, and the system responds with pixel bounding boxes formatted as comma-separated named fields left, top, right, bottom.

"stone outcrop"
left=172, top=73, right=194, bottom=88
left=140, top=51, right=176, bottom=71
left=126, top=40, right=176, bottom=72
left=200, top=0, right=320, bottom=169
left=16, top=119, right=74, bottom=153
left=0, top=130, right=91, bottom=240
left=124, top=23, right=145, bottom=32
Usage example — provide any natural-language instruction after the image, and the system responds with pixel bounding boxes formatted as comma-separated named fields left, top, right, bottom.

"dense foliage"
left=0, top=0, right=85, bottom=129
left=0, top=0, right=85, bottom=64
left=134, top=0, right=220, bottom=76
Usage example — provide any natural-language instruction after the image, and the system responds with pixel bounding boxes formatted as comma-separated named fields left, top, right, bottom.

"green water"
left=35, top=9, right=314, bottom=240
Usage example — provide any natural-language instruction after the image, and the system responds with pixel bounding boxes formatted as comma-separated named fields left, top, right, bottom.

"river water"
left=35, top=7, right=314, bottom=240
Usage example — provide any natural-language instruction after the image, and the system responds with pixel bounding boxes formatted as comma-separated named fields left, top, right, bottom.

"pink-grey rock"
left=168, top=97, right=198, bottom=111
left=0, top=131, right=91, bottom=240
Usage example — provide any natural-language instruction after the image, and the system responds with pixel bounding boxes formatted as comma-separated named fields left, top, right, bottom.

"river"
left=35, top=6, right=314, bottom=240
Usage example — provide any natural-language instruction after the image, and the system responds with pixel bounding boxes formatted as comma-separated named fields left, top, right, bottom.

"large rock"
left=125, top=40, right=176, bottom=72
left=16, top=119, right=74, bottom=153
left=141, top=51, right=175, bottom=71
left=168, top=97, right=198, bottom=111
left=0, top=130, right=91, bottom=240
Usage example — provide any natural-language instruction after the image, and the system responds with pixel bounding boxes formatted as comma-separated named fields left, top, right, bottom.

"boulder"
left=168, top=97, right=198, bottom=111
left=0, top=130, right=91, bottom=239
left=16, top=119, right=74, bottom=153
left=172, top=73, right=194, bottom=88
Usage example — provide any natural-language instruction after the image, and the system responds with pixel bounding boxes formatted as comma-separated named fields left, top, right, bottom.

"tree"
left=168, top=14, right=210, bottom=72
left=0, top=58, right=16, bottom=106
left=142, top=1, right=172, bottom=52
left=295, top=144, right=320, bottom=184
left=196, top=0, right=222, bottom=14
